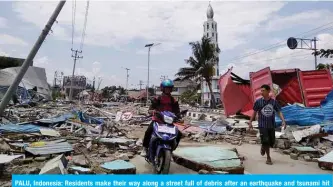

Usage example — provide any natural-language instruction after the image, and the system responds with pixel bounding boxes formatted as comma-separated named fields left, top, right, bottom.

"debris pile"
left=0, top=102, right=151, bottom=185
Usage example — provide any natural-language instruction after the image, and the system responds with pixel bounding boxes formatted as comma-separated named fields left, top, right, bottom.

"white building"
left=198, top=3, right=220, bottom=106
left=156, top=79, right=196, bottom=100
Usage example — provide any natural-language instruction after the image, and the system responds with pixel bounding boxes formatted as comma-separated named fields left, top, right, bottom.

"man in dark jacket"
left=141, top=79, right=182, bottom=156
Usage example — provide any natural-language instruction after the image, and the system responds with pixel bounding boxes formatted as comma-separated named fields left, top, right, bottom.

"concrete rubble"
left=0, top=101, right=150, bottom=184
left=0, top=99, right=332, bottom=183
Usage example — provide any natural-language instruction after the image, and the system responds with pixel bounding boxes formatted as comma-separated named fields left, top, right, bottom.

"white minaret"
left=203, top=3, right=219, bottom=76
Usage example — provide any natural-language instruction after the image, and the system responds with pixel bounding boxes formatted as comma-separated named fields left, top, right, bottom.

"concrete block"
left=100, top=160, right=136, bottom=174
left=39, top=154, right=68, bottom=174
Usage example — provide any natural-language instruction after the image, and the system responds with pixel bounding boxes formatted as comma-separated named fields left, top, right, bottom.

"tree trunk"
left=207, top=80, right=216, bottom=109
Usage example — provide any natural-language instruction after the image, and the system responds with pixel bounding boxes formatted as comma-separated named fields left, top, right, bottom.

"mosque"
left=198, top=3, right=221, bottom=106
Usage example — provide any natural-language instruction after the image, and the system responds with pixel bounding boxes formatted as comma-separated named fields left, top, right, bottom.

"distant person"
left=248, top=84, right=286, bottom=165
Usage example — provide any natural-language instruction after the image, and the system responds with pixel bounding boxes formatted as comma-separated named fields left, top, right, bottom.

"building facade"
left=198, top=3, right=221, bottom=106
left=63, top=75, right=87, bottom=98
left=156, top=79, right=196, bottom=100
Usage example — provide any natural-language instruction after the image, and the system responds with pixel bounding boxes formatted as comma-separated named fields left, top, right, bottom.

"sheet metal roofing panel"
left=299, top=69, right=333, bottom=107
left=0, top=66, right=51, bottom=98
left=250, top=67, right=275, bottom=102
left=219, top=67, right=251, bottom=117
left=24, top=141, right=73, bottom=155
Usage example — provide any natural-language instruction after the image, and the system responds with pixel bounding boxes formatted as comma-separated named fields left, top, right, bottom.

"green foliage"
left=316, top=63, right=333, bottom=70
left=179, top=89, right=200, bottom=106
left=101, top=86, right=127, bottom=97
left=313, top=49, right=333, bottom=58
left=175, top=36, right=220, bottom=108
left=51, top=90, right=61, bottom=100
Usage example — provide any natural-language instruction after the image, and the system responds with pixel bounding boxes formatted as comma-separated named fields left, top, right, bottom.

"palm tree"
left=175, top=36, right=220, bottom=108
left=316, top=63, right=333, bottom=70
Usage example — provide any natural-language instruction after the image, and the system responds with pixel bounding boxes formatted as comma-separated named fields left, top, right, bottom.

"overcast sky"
left=0, top=1, right=333, bottom=89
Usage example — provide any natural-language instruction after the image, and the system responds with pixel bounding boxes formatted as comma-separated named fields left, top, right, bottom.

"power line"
left=71, top=0, right=77, bottom=49
left=224, top=21, right=333, bottom=64
left=79, top=0, right=90, bottom=52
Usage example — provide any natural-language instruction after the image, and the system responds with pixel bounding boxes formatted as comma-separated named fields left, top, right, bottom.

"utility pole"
left=69, top=49, right=83, bottom=100
left=144, top=43, right=161, bottom=106
left=122, top=67, right=130, bottom=91
left=0, top=0, right=66, bottom=116
left=287, top=36, right=318, bottom=70
left=314, top=37, right=317, bottom=69
left=139, top=80, right=143, bottom=90
left=160, top=75, right=167, bottom=81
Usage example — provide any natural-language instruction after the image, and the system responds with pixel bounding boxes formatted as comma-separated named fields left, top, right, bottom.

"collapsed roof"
left=0, top=66, right=51, bottom=99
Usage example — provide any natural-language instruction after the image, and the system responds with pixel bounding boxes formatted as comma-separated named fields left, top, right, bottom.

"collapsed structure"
left=0, top=66, right=51, bottom=102
left=219, top=67, right=333, bottom=117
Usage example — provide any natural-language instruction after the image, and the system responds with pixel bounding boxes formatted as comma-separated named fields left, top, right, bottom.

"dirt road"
left=130, top=141, right=331, bottom=174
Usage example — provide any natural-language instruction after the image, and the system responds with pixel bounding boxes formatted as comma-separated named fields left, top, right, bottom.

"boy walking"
left=248, top=84, right=286, bottom=165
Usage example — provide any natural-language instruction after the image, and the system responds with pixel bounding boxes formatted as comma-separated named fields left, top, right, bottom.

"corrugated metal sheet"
left=237, top=84, right=254, bottom=115
left=250, top=67, right=275, bottom=102
left=219, top=68, right=251, bottom=117
left=276, top=76, right=303, bottom=106
left=299, top=69, right=333, bottom=107
left=0, top=124, right=40, bottom=134
left=0, top=154, right=22, bottom=164
left=0, top=66, right=51, bottom=99
left=25, top=140, right=73, bottom=155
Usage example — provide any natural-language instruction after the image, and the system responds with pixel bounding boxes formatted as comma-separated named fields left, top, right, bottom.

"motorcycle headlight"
left=163, top=115, right=174, bottom=124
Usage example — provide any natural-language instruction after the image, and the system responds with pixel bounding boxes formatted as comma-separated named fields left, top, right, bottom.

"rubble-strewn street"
left=0, top=99, right=332, bottom=185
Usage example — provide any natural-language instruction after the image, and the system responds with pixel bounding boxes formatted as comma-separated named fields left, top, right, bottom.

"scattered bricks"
left=21, top=158, right=34, bottom=164
left=211, top=171, right=228, bottom=174
left=275, top=139, right=291, bottom=149
left=249, top=140, right=256, bottom=144
left=283, top=149, right=291, bottom=155
left=312, top=158, right=319, bottom=162
left=290, top=153, right=299, bottom=160
left=72, top=155, right=89, bottom=167
left=198, top=169, right=209, bottom=174
left=231, top=141, right=239, bottom=145
left=86, top=141, right=92, bottom=150
left=34, top=157, right=47, bottom=162
left=116, top=154, right=130, bottom=161
left=127, top=152, right=135, bottom=159
left=0, top=139, right=11, bottom=152
left=25, top=167, right=41, bottom=174
left=303, top=155, right=312, bottom=162
left=68, top=166, right=93, bottom=174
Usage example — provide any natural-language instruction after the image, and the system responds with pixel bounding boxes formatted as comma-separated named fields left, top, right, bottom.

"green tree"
left=316, top=63, right=333, bottom=70
left=313, top=49, right=333, bottom=58
left=313, top=49, right=333, bottom=69
left=179, top=89, right=200, bottom=106
left=175, top=36, right=220, bottom=108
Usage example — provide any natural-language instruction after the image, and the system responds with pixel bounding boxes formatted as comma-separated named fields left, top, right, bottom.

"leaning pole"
left=0, top=1, right=66, bottom=116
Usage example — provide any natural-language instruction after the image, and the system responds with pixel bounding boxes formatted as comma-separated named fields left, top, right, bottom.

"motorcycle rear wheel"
left=155, top=149, right=171, bottom=174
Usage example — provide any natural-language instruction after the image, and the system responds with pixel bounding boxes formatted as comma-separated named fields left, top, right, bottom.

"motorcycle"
left=145, top=110, right=187, bottom=174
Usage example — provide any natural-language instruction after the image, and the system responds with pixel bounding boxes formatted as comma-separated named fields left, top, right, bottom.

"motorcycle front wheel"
left=155, top=149, right=171, bottom=174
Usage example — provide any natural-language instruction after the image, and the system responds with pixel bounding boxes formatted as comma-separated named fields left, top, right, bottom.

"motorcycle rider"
left=141, top=79, right=182, bottom=157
